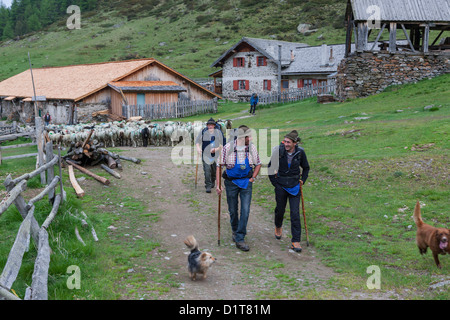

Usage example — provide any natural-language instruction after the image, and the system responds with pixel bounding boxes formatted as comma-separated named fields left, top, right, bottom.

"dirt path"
left=105, top=146, right=393, bottom=300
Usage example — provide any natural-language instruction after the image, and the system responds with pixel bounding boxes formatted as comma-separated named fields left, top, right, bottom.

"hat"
left=206, top=117, right=216, bottom=125
left=284, top=130, right=300, bottom=143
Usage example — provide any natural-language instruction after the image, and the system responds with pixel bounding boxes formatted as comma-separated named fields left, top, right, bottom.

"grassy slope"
left=0, top=0, right=349, bottom=80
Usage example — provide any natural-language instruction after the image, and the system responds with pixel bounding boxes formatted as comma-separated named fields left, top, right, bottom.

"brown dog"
left=413, top=200, right=449, bottom=268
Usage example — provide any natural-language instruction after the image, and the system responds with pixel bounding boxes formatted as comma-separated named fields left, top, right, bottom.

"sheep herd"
left=46, top=119, right=232, bottom=148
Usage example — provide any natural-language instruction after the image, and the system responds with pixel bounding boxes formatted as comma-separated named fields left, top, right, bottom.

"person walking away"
left=44, top=112, right=51, bottom=126
left=216, top=125, right=261, bottom=251
left=268, top=130, right=310, bottom=252
left=195, top=118, right=226, bottom=193
left=249, top=93, right=258, bottom=115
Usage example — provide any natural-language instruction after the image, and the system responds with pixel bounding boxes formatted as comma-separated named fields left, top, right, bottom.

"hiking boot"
left=236, top=242, right=249, bottom=251
left=275, top=227, right=282, bottom=240
left=291, top=242, right=302, bottom=253
left=206, top=186, right=211, bottom=193
left=232, top=232, right=236, bottom=242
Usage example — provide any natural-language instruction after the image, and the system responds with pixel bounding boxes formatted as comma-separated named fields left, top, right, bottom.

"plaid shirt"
left=218, top=142, right=261, bottom=169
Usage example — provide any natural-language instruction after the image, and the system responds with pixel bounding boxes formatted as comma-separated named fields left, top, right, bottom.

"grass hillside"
left=1, top=73, right=449, bottom=300
left=0, top=0, right=348, bottom=81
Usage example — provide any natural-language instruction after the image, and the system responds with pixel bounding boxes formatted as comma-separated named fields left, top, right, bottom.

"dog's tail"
left=184, top=235, right=199, bottom=252
left=413, top=200, right=424, bottom=227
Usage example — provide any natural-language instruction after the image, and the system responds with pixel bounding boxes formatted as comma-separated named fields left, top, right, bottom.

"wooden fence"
left=258, top=83, right=336, bottom=105
left=0, top=122, right=17, bottom=136
left=0, top=139, right=64, bottom=300
left=122, top=99, right=218, bottom=120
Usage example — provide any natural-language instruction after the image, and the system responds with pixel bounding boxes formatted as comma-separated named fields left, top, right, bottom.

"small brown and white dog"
left=184, top=235, right=216, bottom=280
left=413, top=200, right=449, bottom=268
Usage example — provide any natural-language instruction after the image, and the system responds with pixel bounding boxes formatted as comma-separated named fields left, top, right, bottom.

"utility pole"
left=278, top=45, right=282, bottom=102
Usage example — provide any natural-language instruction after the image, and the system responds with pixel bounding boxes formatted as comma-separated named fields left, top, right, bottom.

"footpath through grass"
left=0, top=74, right=448, bottom=299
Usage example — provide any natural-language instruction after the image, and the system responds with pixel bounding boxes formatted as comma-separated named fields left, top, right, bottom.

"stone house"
left=0, top=58, right=220, bottom=124
left=210, top=37, right=350, bottom=101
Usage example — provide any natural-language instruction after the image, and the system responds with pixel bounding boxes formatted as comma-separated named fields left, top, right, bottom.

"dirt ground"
left=98, top=146, right=397, bottom=300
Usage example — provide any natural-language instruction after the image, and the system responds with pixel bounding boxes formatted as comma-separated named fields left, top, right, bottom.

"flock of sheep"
left=46, top=119, right=232, bottom=148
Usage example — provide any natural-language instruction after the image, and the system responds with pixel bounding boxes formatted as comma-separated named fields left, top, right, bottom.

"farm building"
left=210, top=37, right=353, bottom=101
left=336, top=0, right=450, bottom=100
left=0, top=58, right=221, bottom=124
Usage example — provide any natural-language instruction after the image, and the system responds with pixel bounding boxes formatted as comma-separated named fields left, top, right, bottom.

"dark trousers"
left=274, top=184, right=301, bottom=242
left=249, top=104, right=256, bottom=114
left=224, top=179, right=253, bottom=243
left=202, top=160, right=216, bottom=189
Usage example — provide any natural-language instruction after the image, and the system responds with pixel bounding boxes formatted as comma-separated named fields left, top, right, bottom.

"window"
left=257, top=56, right=267, bottom=66
left=298, top=79, right=316, bottom=88
left=233, top=57, right=245, bottom=67
left=233, top=80, right=249, bottom=91
left=263, top=80, right=271, bottom=91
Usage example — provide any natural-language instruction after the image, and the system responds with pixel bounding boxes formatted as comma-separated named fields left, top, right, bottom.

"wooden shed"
left=0, top=58, right=220, bottom=123
left=345, top=0, right=450, bottom=56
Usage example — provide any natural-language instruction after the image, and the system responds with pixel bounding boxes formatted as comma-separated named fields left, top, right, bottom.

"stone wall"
left=335, top=51, right=449, bottom=101
left=0, top=100, right=107, bottom=124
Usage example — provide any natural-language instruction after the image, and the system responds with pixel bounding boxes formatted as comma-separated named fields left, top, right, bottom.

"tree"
left=2, top=20, right=14, bottom=40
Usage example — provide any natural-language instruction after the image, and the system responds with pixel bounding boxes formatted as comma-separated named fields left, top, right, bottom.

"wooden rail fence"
left=258, top=83, right=336, bottom=106
left=122, top=99, right=218, bottom=120
left=0, top=139, right=63, bottom=300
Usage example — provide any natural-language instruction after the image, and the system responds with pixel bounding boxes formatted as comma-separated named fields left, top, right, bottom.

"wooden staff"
left=195, top=151, right=199, bottom=189
left=300, top=180, right=310, bottom=246
left=217, top=164, right=222, bottom=246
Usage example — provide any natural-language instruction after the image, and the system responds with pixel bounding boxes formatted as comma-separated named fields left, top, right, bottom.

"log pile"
left=62, top=129, right=142, bottom=192
left=63, top=129, right=121, bottom=169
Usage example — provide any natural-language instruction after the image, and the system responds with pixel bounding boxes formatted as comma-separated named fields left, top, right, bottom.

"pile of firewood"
left=61, top=129, right=141, bottom=192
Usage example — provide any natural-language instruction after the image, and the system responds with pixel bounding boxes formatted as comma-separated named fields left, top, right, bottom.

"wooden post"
left=277, top=45, right=282, bottom=102
left=389, top=22, right=397, bottom=53
left=66, top=159, right=110, bottom=185
left=357, top=22, right=368, bottom=51
left=35, top=117, right=46, bottom=184
left=423, top=23, right=430, bottom=53
left=68, top=165, right=85, bottom=198
left=45, top=140, right=55, bottom=203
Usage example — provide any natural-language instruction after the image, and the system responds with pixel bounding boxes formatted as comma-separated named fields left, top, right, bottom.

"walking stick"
left=195, top=151, right=199, bottom=189
left=217, top=165, right=222, bottom=246
left=300, top=180, right=310, bottom=246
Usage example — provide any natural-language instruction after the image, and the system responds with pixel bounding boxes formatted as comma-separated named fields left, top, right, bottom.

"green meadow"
left=0, top=73, right=449, bottom=299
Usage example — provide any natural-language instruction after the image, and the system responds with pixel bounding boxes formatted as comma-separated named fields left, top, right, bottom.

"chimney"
left=290, top=50, right=295, bottom=62
left=329, top=47, right=333, bottom=61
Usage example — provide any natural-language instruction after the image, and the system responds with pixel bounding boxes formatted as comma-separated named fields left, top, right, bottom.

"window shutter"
left=312, top=79, right=317, bottom=87
left=233, top=80, right=238, bottom=90
left=263, top=57, right=267, bottom=66
left=233, top=58, right=237, bottom=67
left=298, top=79, right=304, bottom=88
left=245, top=80, right=249, bottom=91
left=267, top=80, right=271, bottom=91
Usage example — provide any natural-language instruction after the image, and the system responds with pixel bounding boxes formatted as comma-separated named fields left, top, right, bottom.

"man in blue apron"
left=268, top=130, right=310, bottom=252
left=216, top=125, right=261, bottom=251
left=195, top=118, right=225, bottom=193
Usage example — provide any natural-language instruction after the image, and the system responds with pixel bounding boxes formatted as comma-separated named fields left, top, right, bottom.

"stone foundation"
left=335, top=51, right=450, bottom=101
left=0, top=100, right=107, bottom=124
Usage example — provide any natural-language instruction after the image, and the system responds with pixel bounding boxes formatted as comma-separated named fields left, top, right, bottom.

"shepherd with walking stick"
left=268, top=130, right=310, bottom=252
left=216, top=125, right=261, bottom=251
left=195, top=118, right=225, bottom=193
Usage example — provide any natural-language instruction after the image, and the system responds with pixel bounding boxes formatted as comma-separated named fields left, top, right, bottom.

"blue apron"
left=226, top=153, right=251, bottom=189
left=282, top=162, right=300, bottom=196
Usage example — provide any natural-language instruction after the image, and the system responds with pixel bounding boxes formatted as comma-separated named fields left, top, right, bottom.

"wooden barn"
left=0, top=58, right=220, bottom=124
left=345, top=0, right=450, bottom=55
